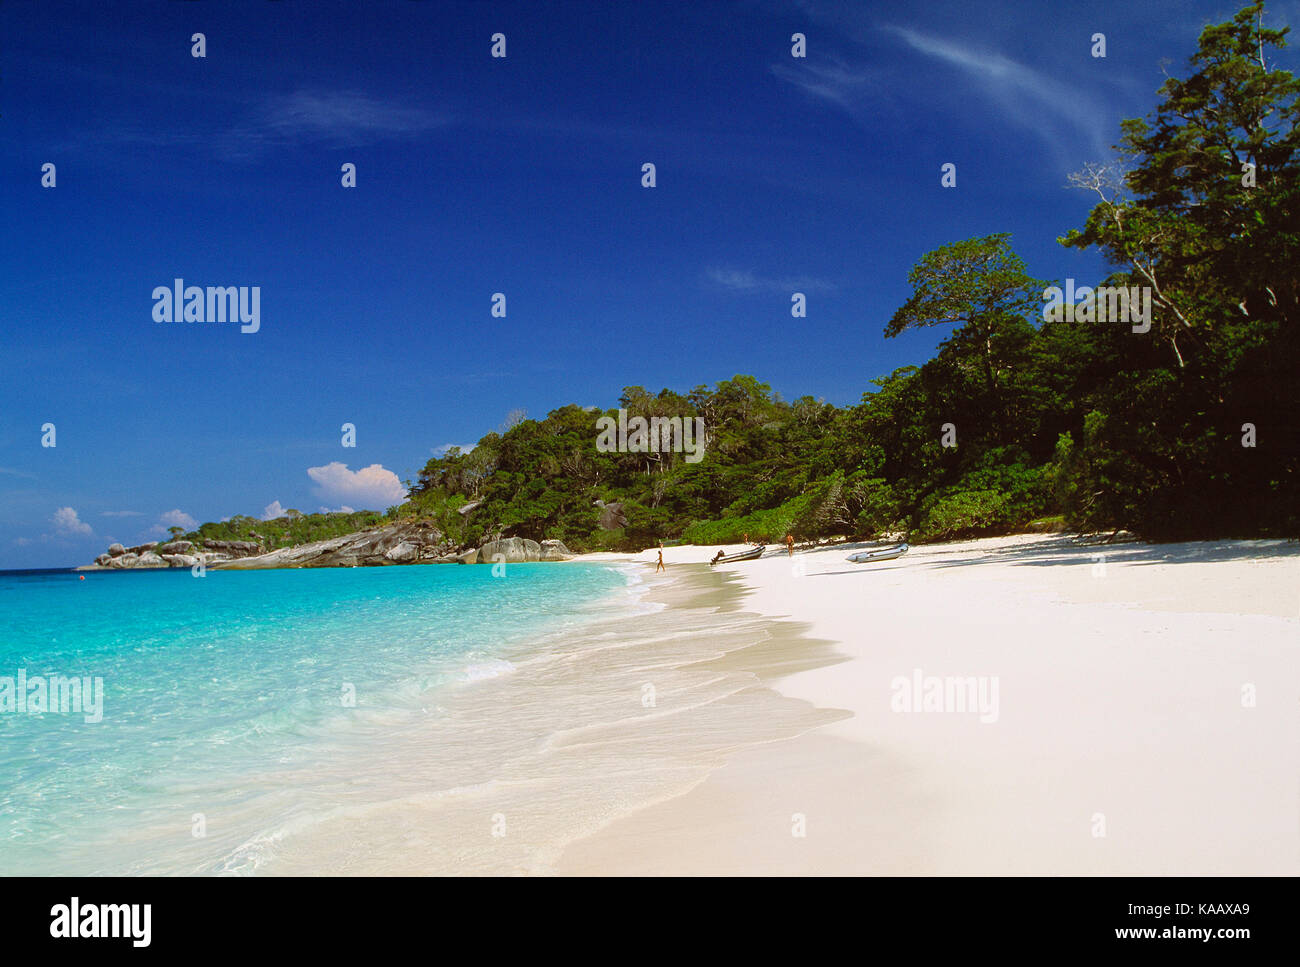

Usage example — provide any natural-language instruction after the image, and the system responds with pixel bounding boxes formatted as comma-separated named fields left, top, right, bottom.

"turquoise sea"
left=0, top=562, right=633, bottom=875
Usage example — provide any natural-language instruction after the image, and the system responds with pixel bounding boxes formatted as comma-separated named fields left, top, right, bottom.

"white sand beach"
left=556, top=534, right=1300, bottom=875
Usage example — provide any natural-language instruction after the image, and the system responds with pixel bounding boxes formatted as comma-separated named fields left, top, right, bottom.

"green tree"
left=885, top=234, right=1047, bottom=446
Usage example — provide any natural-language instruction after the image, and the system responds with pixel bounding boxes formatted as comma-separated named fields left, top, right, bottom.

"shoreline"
left=556, top=533, right=1300, bottom=874
left=252, top=558, right=844, bottom=874
left=23, top=535, right=1299, bottom=874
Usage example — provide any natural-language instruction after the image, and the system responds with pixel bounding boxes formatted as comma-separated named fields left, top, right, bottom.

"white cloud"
left=100, top=510, right=144, bottom=518
left=431, top=444, right=475, bottom=457
left=159, top=509, right=198, bottom=530
left=307, top=462, right=407, bottom=510
left=318, top=506, right=356, bottom=515
left=52, top=506, right=93, bottom=536
left=150, top=508, right=199, bottom=536
left=261, top=500, right=287, bottom=521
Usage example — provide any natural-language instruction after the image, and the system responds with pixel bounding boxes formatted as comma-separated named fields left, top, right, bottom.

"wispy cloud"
left=769, top=12, right=1115, bottom=162
left=100, top=510, right=144, bottom=518
left=770, top=57, right=879, bottom=111
left=212, top=89, right=452, bottom=159
left=883, top=26, right=1112, bottom=157
left=65, top=88, right=452, bottom=159
left=254, top=90, right=450, bottom=142
left=706, top=267, right=836, bottom=294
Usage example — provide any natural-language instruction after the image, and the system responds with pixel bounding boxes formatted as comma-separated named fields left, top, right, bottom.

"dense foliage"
left=1054, top=2, right=1299, bottom=537
left=188, top=511, right=387, bottom=549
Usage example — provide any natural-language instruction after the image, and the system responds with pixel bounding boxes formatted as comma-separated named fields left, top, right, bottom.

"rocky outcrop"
left=85, top=521, right=582, bottom=570
left=478, top=537, right=541, bottom=563
left=214, top=521, right=448, bottom=569
left=593, top=500, right=628, bottom=530
left=90, top=545, right=169, bottom=569
left=384, top=542, right=420, bottom=563
left=193, top=539, right=265, bottom=567
left=202, top=539, right=262, bottom=556
left=539, top=539, right=574, bottom=561
left=431, top=547, right=479, bottom=564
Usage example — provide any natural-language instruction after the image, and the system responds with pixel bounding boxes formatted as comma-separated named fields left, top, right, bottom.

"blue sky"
left=3, top=0, right=1296, bottom=567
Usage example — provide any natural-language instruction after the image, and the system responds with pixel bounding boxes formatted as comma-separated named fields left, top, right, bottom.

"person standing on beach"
left=743, top=532, right=749, bottom=544
left=656, top=549, right=665, bottom=573
left=785, top=533, right=794, bottom=556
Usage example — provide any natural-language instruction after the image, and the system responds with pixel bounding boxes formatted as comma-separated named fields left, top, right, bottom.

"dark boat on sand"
left=710, top=545, right=765, bottom=565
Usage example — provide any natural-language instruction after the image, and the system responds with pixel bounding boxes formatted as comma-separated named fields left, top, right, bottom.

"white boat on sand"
left=846, top=542, right=909, bottom=564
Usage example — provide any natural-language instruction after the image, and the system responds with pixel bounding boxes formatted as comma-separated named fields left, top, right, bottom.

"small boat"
left=710, top=545, right=765, bottom=565
left=846, top=542, right=909, bottom=564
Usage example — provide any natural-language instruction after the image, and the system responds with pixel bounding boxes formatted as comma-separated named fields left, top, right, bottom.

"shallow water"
left=0, top=562, right=633, bottom=874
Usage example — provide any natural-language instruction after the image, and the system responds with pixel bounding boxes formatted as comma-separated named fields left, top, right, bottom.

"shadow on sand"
left=789, top=534, right=1299, bottom=574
